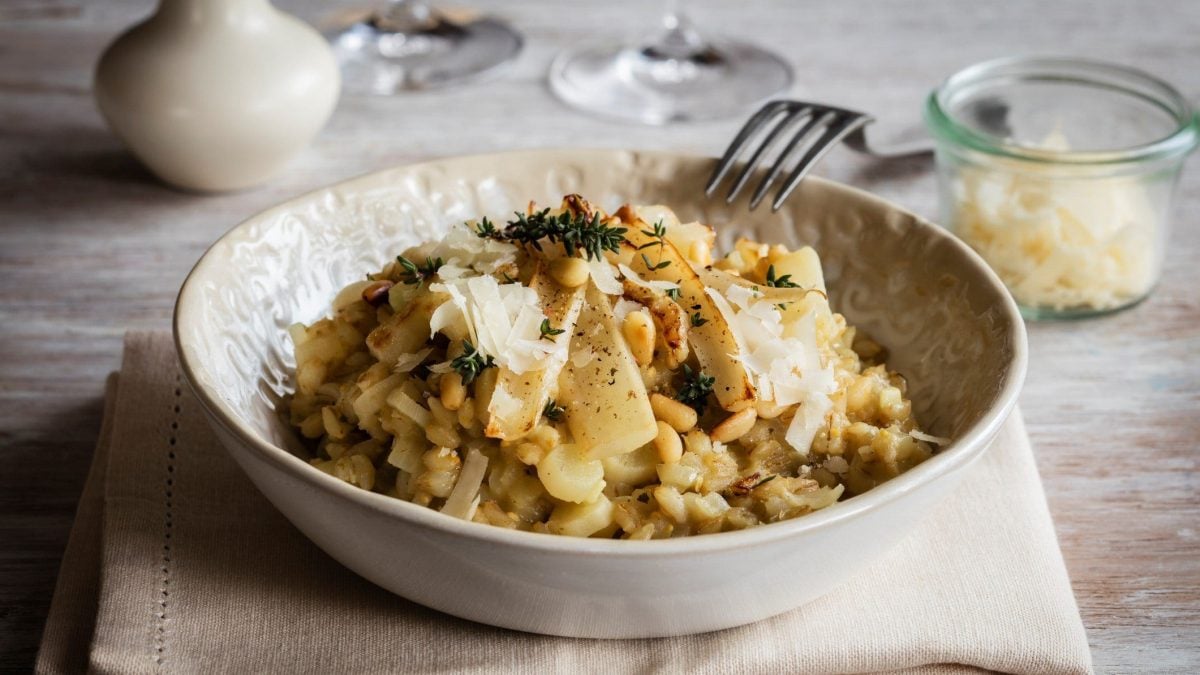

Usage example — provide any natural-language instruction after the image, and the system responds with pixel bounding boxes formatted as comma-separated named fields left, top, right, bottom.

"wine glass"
left=549, top=2, right=793, bottom=124
left=327, top=0, right=523, bottom=93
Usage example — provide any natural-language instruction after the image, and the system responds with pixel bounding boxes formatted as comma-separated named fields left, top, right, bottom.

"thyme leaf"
left=641, top=253, right=671, bottom=271
left=397, top=255, right=444, bottom=286
left=765, top=264, right=799, bottom=288
left=539, top=318, right=565, bottom=341
left=675, top=364, right=715, bottom=412
left=542, top=400, right=566, bottom=422
left=473, top=217, right=498, bottom=238
left=450, top=340, right=494, bottom=385
left=752, top=474, right=777, bottom=489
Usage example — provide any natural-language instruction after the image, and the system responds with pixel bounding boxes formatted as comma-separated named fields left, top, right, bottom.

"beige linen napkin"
left=37, top=332, right=1092, bottom=674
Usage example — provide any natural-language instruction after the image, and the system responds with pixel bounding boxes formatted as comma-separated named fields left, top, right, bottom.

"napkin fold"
left=36, top=332, right=1092, bottom=674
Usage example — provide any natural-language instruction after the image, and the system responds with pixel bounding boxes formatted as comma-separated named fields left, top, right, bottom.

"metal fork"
left=706, top=100, right=933, bottom=211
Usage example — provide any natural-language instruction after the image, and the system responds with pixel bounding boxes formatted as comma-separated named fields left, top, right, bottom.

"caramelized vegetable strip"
left=620, top=278, right=689, bottom=368
left=697, top=267, right=825, bottom=302
left=558, top=284, right=658, bottom=460
left=366, top=290, right=447, bottom=366
left=616, top=206, right=756, bottom=412
left=441, top=448, right=488, bottom=519
left=697, top=266, right=833, bottom=330
left=484, top=266, right=587, bottom=440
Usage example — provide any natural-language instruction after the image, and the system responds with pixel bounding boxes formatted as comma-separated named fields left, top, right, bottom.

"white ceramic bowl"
left=174, top=149, right=1027, bottom=638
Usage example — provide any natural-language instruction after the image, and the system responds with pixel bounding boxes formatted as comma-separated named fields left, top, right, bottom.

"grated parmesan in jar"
left=948, top=132, right=1163, bottom=312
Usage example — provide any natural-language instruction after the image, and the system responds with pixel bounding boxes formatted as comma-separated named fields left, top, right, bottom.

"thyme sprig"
left=480, top=208, right=627, bottom=261
left=641, top=253, right=671, bottom=271
left=450, top=340, right=494, bottom=385
left=764, top=264, right=799, bottom=288
left=753, top=474, right=777, bottom=489
left=539, top=318, right=565, bottom=341
left=397, top=255, right=444, bottom=286
left=665, top=287, right=681, bottom=300
left=636, top=219, right=667, bottom=251
left=542, top=400, right=566, bottom=422
left=473, top=217, right=498, bottom=238
left=675, top=364, right=716, bottom=412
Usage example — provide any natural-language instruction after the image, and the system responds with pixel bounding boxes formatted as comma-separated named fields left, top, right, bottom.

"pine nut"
left=653, top=420, right=683, bottom=464
left=549, top=256, right=590, bottom=288
left=650, top=393, right=697, bottom=432
left=361, top=280, right=394, bottom=306
left=528, top=424, right=561, bottom=451
left=711, top=407, right=758, bottom=443
left=623, top=310, right=655, bottom=366
left=514, top=442, right=546, bottom=466
left=440, top=372, right=465, bottom=411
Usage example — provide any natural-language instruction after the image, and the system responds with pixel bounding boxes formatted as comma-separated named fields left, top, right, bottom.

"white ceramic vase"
left=94, top=0, right=340, bottom=192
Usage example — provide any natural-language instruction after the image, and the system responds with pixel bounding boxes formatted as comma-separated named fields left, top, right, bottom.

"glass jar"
left=925, top=57, right=1198, bottom=319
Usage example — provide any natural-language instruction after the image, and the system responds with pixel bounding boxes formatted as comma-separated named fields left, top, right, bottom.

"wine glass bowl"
left=549, top=9, right=793, bottom=124
left=328, top=0, right=523, bottom=93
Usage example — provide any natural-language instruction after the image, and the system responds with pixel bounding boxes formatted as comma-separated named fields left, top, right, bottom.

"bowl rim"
left=174, top=147, right=1028, bottom=558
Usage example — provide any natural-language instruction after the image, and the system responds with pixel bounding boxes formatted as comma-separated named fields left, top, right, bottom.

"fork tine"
left=724, top=106, right=814, bottom=204
left=770, top=113, right=872, bottom=211
left=705, top=100, right=791, bottom=197
left=747, top=110, right=835, bottom=210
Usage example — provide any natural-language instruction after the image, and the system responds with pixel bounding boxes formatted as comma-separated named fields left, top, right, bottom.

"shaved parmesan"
left=618, top=263, right=680, bottom=294
left=785, top=391, right=833, bottom=458
left=909, top=429, right=952, bottom=446
left=587, top=259, right=624, bottom=295
left=708, top=285, right=836, bottom=409
left=611, top=298, right=645, bottom=323
left=391, top=348, right=433, bottom=374
left=386, top=389, right=431, bottom=427
left=429, top=275, right=566, bottom=374
left=950, top=134, right=1158, bottom=311
left=441, top=448, right=488, bottom=519
left=428, top=222, right=518, bottom=277
left=706, top=282, right=837, bottom=455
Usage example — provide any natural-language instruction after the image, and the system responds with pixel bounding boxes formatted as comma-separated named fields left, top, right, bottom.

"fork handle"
left=844, top=131, right=935, bottom=159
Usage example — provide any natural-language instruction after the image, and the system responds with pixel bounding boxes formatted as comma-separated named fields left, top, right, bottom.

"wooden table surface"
left=2, top=0, right=1197, bottom=671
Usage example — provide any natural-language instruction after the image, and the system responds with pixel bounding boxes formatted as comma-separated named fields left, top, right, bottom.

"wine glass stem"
left=376, top=0, right=435, bottom=30
left=649, top=0, right=708, bottom=60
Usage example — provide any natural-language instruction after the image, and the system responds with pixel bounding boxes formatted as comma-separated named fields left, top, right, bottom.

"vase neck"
left=155, top=0, right=275, bottom=25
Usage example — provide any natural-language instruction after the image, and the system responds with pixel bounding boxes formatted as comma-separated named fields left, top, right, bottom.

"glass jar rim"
left=925, top=56, right=1199, bottom=166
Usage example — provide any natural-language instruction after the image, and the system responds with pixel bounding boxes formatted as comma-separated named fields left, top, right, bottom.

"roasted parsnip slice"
left=484, top=266, right=587, bottom=440
left=558, top=283, right=658, bottom=460
left=696, top=266, right=824, bottom=301
left=620, top=277, right=689, bottom=368
left=616, top=206, right=756, bottom=412
left=366, top=290, right=447, bottom=366
left=634, top=205, right=716, bottom=258
left=696, top=266, right=833, bottom=332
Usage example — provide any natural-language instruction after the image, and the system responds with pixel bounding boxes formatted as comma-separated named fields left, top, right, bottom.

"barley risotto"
left=285, top=195, right=946, bottom=538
